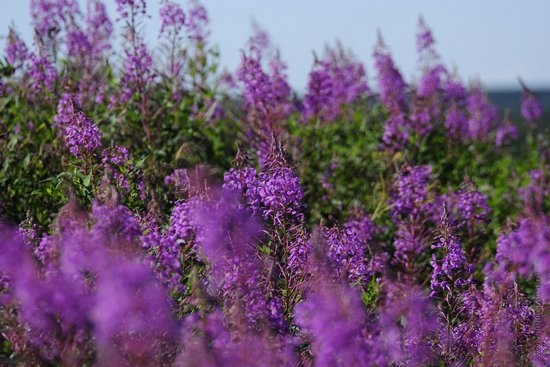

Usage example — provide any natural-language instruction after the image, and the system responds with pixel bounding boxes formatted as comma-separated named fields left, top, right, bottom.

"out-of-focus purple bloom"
left=164, top=168, right=190, bottom=193
left=191, top=191, right=280, bottom=328
left=115, top=0, right=146, bottom=19
left=5, top=27, right=29, bottom=69
left=186, top=0, right=209, bottom=43
left=416, top=17, right=435, bottom=54
left=521, top=91, right=543, bottom=126
left=376, top=283, right=439, bottom=366
left=295, top=279, right=371, bottom=367
left=177, top=310, right=296, bottom=366
left=443, top=75, right=467, bottom=102
left=495, top=216, right=550, bottom=302
left=373, top=37, right=407, bottom=114
left=532, top=337, right=550, bottom=367
left=160, top=0, right=186, bottom=35
left=495, top=120, right=519, bottom=147
left=66, top=28, right=92, bottom=59
left=92, top=260, right=177, bottom=366
left=518, top=169, right=548, bottom=217
left=444, top=101, right=468, bottom=140
left=466, top=88, right=498, bottom=141
left=54, top=93, right=77, bottom=127
left=30, top=0, right=80, bottom=51
left=118, top=42, right=154, bottom=104
left=90, top=202, right=142, bottom=256
left=85, top=0, right=113, bottom=58
left=269, top=53, right=294, bottom=116
left=416, top=65, right=445, bottom=99
left=303, top=46, right=369, bottom=122
left=382, top=113, right=409, bottom=150
left=26, top=54, right=57, bottom=96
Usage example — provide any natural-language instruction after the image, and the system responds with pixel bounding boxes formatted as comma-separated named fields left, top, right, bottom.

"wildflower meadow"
left=0, top=0, right=549, bottom=366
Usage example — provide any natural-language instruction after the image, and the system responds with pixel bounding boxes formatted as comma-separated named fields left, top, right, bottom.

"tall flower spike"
left=303, top=44, right=368, bottom=122
left=5, top=27, right=29, bottom=69
left=60, top=101, right=102, bottom=159
left=466, top=86, right=498, bottom=142
left=520, top=82, right=543, bottom=128
left=160, top=0, right=186, bottom=36
left=85, top=0, right=113, bottom=59
left=373, top=33, right=407, bottom=114
left=430, top=203, right=472, bottom=298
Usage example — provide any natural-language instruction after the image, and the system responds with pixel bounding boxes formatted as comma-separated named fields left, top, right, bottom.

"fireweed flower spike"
left=303, top=44, right=369, bottom=123
left=159, top=0, right=186, bottom=36
left=521, top=90, right=543, bottom=128
left=5, top=27, right=29, bottom=70
left=54, top=94, right=102, bottom=159
left=430, top=203, right=472, bottom=301
left=465, top=85, right=498, bottom=142
left=374, top=34, right=409, bottom=150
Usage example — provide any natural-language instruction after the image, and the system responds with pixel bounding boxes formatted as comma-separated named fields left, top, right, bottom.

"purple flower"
left=64, top=110, right=102, bottom=159
left=375, top=283, right=439, bottom=366
left=177, top=310, right=296, bottom=366
left=382, top=113, right=409, bottom=150
left=191, top=191, right=280, bottom=328
left=325, top=216, right=377, bottom=284
left=54, top=93, right=77, bottom=127
left=444, top=101, right=468, bottom=140
left=373, top=37, right=407, bottom=114
left=160, top=0, right=186, bottom=35
left=495, top=120, right=519, bottom=147
left=102, top=146, right=132, bottom=192
left=518, top=169, right=548, bottom=217
left=85, top=0, right=113, bottom=58
left=115, top=0, right=146, bottom=19
left=237, top=52, right=291, bottom=124
left=495, top=217, right=550, bottom=302
left=30, top=0, right=80, bottom=49
left=92, top=260, right=177, bottom=366
left=416, top=17, right=435, bottom=54
left=303, top=46, right=369, bottom=122
left=295, top=280, right=371, bottom=367
left=453, top=185, right=490, bottom=231
left=5, top=27, right=28, bottom=69
left=66, top=28, right=92, bottom=59
left=466, top=88, right=498, bottom=142
left=186, top=0, right=209, bottom=43
left=26, top=54, right=57, bottom=96
left=521, top=91, right=543, bottom=125
left=118, top=42, right=154, bottom=104
left=430, top=207, right=472, bottom=298
left=443, top=75, right=467, bottom=102
left=390, top=165, right=433, bottom=220
left=392, top=222, right=426, bottom=271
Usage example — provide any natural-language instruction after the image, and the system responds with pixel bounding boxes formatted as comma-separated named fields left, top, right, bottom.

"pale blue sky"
left=1, top=1, right=549, bottom=91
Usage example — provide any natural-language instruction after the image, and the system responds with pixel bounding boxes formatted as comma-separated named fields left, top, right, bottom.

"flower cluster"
left=1, top=2, right=549, bottom=365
